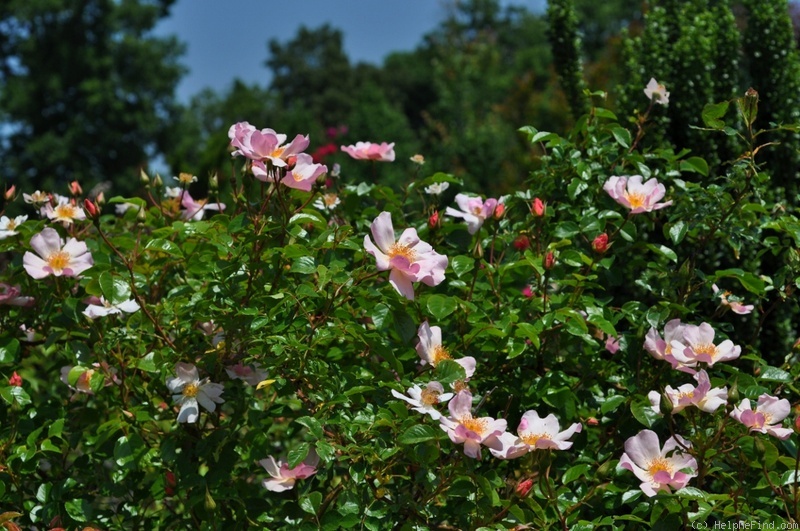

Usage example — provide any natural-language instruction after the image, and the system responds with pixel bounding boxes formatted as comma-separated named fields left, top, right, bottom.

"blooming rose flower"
left=445, top=194, right=498, bottom=235
left=424, top=182, right=450, bottom=195
left=603, top=175, right=672, bottom=213
left=644, top=319, right=695, bottom=374
left=166, top=362, right=224, bottom=423
left=620, top=430, right=697, bottom=497
left=281, top=153, right=327, bottom=192
left=228, top=121, right=309, bottom=169
left=83, top=296, right=140, bottom=319
left=416, top=321, right=476, bottom=378
left=670, top=322, right=741, bottom=369
left=644, top=78, right=670, bottom=105
left=712, top=284, right=754, bottom=315
left=648, top=370, right=728, bottom=415
left=313, top=193, right=341, bottom=211
left=23, top=190, right=49, bottom=205
left=731, top=394, right=793, bottom=440
left=259, top=451, right=319, bottom=492
left=23, top=228, right=93, bottom=279
left=440, top=390, right=507, bottom=459
left=341, top=141, right=395, bottom=162
left=391, top=381, right=454, bottom=420
left=363, top=211, right=448, bottom=300
left=605, top=335, right=621, bottom=354
left=43, top=195, right=86, bottom=226
left=410, top=154, right=426, bottom=165
left=180, top=191, right=226, bottom=221
left=492, top=410, right=582, bottom=459
left=0, top=215, right=27, bottom=239
left=225, top=363, right=268, bottom=386
left=0, top=283, right=35, bottom=307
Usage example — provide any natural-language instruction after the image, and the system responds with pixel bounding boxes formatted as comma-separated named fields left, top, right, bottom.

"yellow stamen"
left=430, top=345, right=452, bottom=366
left=419, top=388, right=441, bottom=406
left=6, top=220, right=17, bottom=230
left=693, top=343, right=718, bottom=359
left=323, top=194, right=338, bottom=206
left=47, top=251, right=71, bottom=272
left=54, top=204, right=77, bottom=219
left=182, top=383, right=200, bottom=398
left=648, top=457, right=672, bottom=477
left=624, top=192, right=646, bottom=209
left=521, top=433, right=551, bottom=446
left=388, top=242, right=416, bottom=262
left=461, top=416, right=488, bottom=435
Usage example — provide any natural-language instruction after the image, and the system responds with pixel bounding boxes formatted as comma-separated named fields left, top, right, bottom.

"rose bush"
left=0, top=89, right=799, bottom=529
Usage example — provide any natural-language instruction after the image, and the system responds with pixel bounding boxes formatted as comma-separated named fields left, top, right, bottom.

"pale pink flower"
left=363, top=211, right=448, bottom=300
left=416, top=322, right=476, bottom=378
left=391, top=381, right=454, bottom=420
left=731, top=394, right=793, bottom=440
left=259, top=451, right=319, bottom=492
left=440, top=390, right=507, bottom=459
left=0, top=215, right=27, bottom=239
left=712, top=284, right=754, bottom=315
left=619, top=430, right=697, bottom=497
left=492, top=410, right=582, bottom=459
left=83, top=296, right=140, bottom=319
left=60, top=362, right=120, bottom=394
left=166, top=362, right=224, bottom=423
left=0, top=283, right=35, bottom=307
left=313, top=193, right=341, bottom=211
left=603, top=175, right=672, bottom=213
left=180, top=191, right=226, bottom=221
left=341, top=141, right=395, bottom=162
left=644, top=319, right=695, bottom=374
left=43, top=195, right=86, bottom=226
left=445, top=194, right=498, bottom=235
left=228, top=121, right=309, bottom=169
left=281, top=153, right=327, bottom=192
left=671, top=322, right=741, bottom=368
left=644, top=78, right=670, bottom=105
left=605, top=335, right=621, bottom=354
left=23, top=227, right=93, bottom=279
left=225, top=363, right=268, bottom=386
left=23, top=190, right=49, bottom=205
left=424, top=182, right=449, bottom=195
left=649, top=370, right=728, bottom=415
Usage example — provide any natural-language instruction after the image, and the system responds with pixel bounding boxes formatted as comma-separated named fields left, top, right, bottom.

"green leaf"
left=679, top=157, right=709, bottom=177
left=715, top=268, right=766, bottom=295
left=427, top=295, right=457, bottom=319
left=701, top=101, right=730, bottom=129
left=646, top=243, right=678, bottom=263
left=144, top=238, right=183, bottom=258
left=287, top=442, right=311, bottom=469
left=296, top=417, right=324, bottom=439
left=99, top=272, right=131, bottom=305
left=563, top=464, right=591, bottom=485
left=398, top=424, right=439, bottom=444
left=64, top=499, right=91, bottom=523
left=290, top=256, right=316, bottom=274
left=0, top=337, right=20, bottom=364
left=0, top=386, right=31, bottom=406
left=760, top=366, right=791, bottom=383
left=631, top=400, right=660, bottom=428
left=609, top=125, right=632, bottom=149
left=299, top=491, right=323, bottom=515
left=451, top=256, right=474, bottom=278
left=434, top=359, right=467, bottom=385
left=600, top=395, right=627, bottom=414
left=666, top=221, right=688, bottom=245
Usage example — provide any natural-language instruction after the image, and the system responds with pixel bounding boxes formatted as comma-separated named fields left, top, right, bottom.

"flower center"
left=692, top=343, right=717, bottom=359
left=521, top=433, right=551, bottom=446
left=388, top=243, right=416, bottom=262
left=6, top=219, right=17, bottom=230
left=624, top=192, right=646, bottom=209
left=270, top=146, right=287, bottom=160
left=182, top=383, right=200, bottom=398
left=647, top=457, right=673, bottom=478
left=54, top=204, right=78, bottom=219
left=419, top=388, right=441, bottom=406
left=178, top=172, right=196, bottom=184
left=431, top=345, right=451, bottom=366
left=47, top=251, right=71, bottom=272
left=461, top=415, right=488, bottom=435
left=452, top=380, right=469, bottom=393
left=323, top=194, right=338, bottom=206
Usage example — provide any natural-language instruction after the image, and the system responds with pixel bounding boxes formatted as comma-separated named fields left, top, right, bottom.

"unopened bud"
left=544, top=251, right=555, bottom=270
left=515, top=478, right=534, bottom=497
left=596, top=460, right=614, bottom=479
left=209, top=172, right=219, bottom=190
left=140, top=168, right=150, bottom=185
left=660, top=392, right=674, bottom=415
left=153, top=174, right=164, bottom=188
left=728, top=381, right=739, bottom=403
left=521, top=285, right=533, bottom=298
left=592, top=233, right=609, bottom=253
left=739, top=87, right=759, bottom=128
left=494, top=203, right=505, bottom=219
left=69, top=180, right=82, bottom=196
left=531, top=197, right=545, bottom=217
left=794, top=416, right=800, bottom=433
left=9, top=371, right=22, bottom=387
left=286, top=155, right=297, bottom=169
left=513, top=235, right=530, bottom=251
left=136, top=207, right=147, bottom=224
left=83, top=199, right=99, bottom=219
left=95, top=192, right=106, bottom=206
left=4, top=185, right=16, bottom=201
left=586, top=417, right=599, bottom=426
left=429, top=210, right=440, bottom=229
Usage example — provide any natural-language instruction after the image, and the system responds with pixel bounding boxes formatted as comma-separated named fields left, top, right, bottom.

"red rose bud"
left=592, top=233, right=609, bottom=253
left=165, top=471, right=177, bottom=496
left=4, top=184, right=16, bottom=201
left=586, top=417, right=599, bottom=426
left=494, top=202, right=505, bottom=219
left=531, top=197, right=545, bottom=217
left=286, top=155, right=297, bottom=169
left=429, top=210, right=440, bottom=229
left=521, top=285, right=533, bottom=298
left=9, top=371, right=22, bottom=387
left=544, top=251, right=556, bottom=270
left=516, top=479, right=534, bottom=497
left=69, top=180, right=82, bottom=196
left=83, top=199, right=99, bottom=219
left=795, top=415, right=800, bottom=433
left=513, top=235, right=530, bottom=251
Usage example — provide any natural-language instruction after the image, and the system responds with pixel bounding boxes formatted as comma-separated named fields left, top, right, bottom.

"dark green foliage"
left=547, top=0, right=590, bottom=119
left=0, top=0, right=185, bottom=194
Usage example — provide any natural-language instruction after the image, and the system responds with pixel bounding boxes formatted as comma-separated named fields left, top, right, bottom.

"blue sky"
left=155, top=0, right=547, bottom=103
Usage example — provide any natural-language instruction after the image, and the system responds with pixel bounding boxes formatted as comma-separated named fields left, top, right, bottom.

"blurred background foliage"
left=1, top=0, right=800, bottom=202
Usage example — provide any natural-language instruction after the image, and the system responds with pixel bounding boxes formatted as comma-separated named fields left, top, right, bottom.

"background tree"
left=0, top=0, right=185, bottom=195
